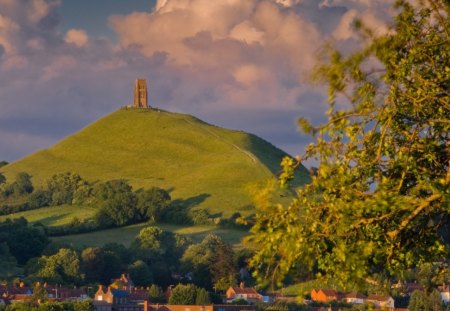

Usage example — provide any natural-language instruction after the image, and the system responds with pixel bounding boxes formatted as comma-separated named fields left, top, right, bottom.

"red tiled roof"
left=321, top=289, right=338, bottom=297
left=367, top=295, right=391, bottom=301
left=232, top=287, right=259, bottom=295
left=345, top=292, right=367, bottom=299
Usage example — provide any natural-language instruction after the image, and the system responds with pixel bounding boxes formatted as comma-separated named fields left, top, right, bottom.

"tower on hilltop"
left=133, top=79, right=148, bottom=108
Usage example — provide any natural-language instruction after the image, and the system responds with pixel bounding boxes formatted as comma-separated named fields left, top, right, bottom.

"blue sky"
left=59, top=0, right=156, bottom=39
left=0, top=0, right=393, bottom=164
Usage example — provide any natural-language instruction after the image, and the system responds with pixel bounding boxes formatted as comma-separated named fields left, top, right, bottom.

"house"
left=366, top=295, right=395, bottom=310
left=226, top=283, right=263, bottom=304
left=44, top=284, right=88, bottom=301
left=311, top=289, right=343, bottom=302
left=111, top=273, right=135, bottom=291
left=93, top=285, right=145, bottom=311
left=344, top=292, right=366, bottom=304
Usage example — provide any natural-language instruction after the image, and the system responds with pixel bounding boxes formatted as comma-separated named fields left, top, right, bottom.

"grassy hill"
left=51, top=223, right=248, bottom=248
left=1, top=109, right=310, bottom=217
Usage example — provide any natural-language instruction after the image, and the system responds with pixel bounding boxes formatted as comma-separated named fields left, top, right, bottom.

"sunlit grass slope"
left=52, top=223, right=248, bottom=248
left=0, top=204, right=96, bottom=226
left=2, top=109, right=310, bottom=216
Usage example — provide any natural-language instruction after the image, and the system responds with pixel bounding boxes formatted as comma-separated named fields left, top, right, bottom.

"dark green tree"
left=32, top=248, right=81, bottom=284
left=195, top=288, right=211, bottom=305
left=11, top=172, right=33, bottom=195
left=81, top=247, right=123, bottom=284
left=46, top=172, right=91, bottom=205
left=181, top=234, right=235, bottom=289
left=408, top=289, right=443, bottom=311
left=128, top=260, right=153, bottom=286
left=28, top=190, right=52, bottom=209
left=95, top=180, right=137, bottom=226
left=211, top=242, right=237, bottom=291
left=148, top=284, right=165, bottom=303
left=249, top=0, right=450, bottom=289
left=136, top=187, right=171, bottom=222
left=32, top=282, right=48, bottom=305
left=7, top=226, right=48, bottom=265
left=169, top=284, right=198, bottom=305
left=0, top=172, right=6, bottom=185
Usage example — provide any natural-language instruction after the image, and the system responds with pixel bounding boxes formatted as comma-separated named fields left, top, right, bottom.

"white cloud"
left=65, top=28, right=89, bottom=47
left=333, top=9, right=358, bottom=40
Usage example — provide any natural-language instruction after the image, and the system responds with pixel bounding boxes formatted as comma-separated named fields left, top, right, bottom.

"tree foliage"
left=148, top=284, right=165, bottom=303
left=29, top=248, right=80, bottom=284
left=94, top=180, right=137, bottom=226
left=46, top=172, right=91, bottom=205
left=81, top=246, right=123, bottom=284
left=249, top=0, right=450, bottom=289
left=408, top=289, right=442, bottom=311
left=136, top=187, right=171, bottom=222
left=168, top=284, right=198, bottom=305
left=128, top=260, right=153, bottom=286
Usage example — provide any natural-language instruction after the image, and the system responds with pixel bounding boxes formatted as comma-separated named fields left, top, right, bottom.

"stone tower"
left=133, top=79, right=148, bottom=108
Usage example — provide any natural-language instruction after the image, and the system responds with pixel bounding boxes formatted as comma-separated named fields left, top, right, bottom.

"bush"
left=28, top=190, right=52, bottom=209
left=189, top=209, right=211, bottom=225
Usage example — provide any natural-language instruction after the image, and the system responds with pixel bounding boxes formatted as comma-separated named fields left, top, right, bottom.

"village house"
left=226, top=282, right=263, bottom=304
left=94, top=285, right=144, bottom=311
left=311, top=289, right=343, bottom=303
left=344, top=292, right=366, bottom=304
left=366, top=295, right=395, bottom=310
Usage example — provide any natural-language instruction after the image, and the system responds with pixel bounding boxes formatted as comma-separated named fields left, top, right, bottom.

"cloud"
left=64, top=28, right=89, bottom=47
left=0, top=0, right=394, bottom=162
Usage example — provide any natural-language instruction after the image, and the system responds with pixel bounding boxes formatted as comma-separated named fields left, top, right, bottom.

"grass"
left=51, top=223, right=248, bottom=248
left=0, top=204, right=96, bottom=226
left=1, top=109, right=310, bottom=217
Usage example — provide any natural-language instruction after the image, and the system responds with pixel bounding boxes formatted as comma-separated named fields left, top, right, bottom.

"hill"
left=1, top=109, right=310, bottom=216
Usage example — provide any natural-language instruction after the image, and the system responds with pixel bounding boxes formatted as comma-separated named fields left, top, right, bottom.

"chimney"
left=240, top=282, right=244, bottom=289
left=99, top=285, right=103, bottom=292
left=19, top=282, right=24, bottom=288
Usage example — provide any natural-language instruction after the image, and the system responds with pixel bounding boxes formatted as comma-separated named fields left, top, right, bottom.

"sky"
left=0, top=0, right=395, bottom=165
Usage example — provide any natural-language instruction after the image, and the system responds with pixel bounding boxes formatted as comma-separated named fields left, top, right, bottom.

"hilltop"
left=2, top=109, right=310, bottom=216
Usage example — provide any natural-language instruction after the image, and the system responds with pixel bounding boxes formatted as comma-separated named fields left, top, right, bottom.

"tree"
left=211, top=242, right=237, bottom=291
left=169, top=284, right=198, bottom=305
left=148, top=284, right=165, bottom=303
left=249, top=0, right=449, bottom=289
left=195, top=288, right=211, bottom=305
left=46, top=172, right=91, bottom=205
left=32, top=248, right=81, bottom=284
left=31, top=282, right=48, bottom=305
left=10, top=172, right=33, bottom=196
left=81, top=247, right=123, bottom=284
left=7, top=226, right=48, bottom=265
left=0, top=172, right=6, bottom=185
left=136, top=187, right=171, bottom=222
left=408, top=289, right=443, bottom=311
left=181, top=234, right=235, bottom=289
left=94, top=180, right=137, bottom=226
left=28, top=190, right=52, bottom=209
left=128, top=260, right=153, bottom=286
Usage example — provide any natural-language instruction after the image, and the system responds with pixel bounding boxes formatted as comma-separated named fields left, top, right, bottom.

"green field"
left=51, top=223, right=248, bottom=248
left=1, top=109, right=310, bottom=217
left=0, top=204, right=96, bottom=226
